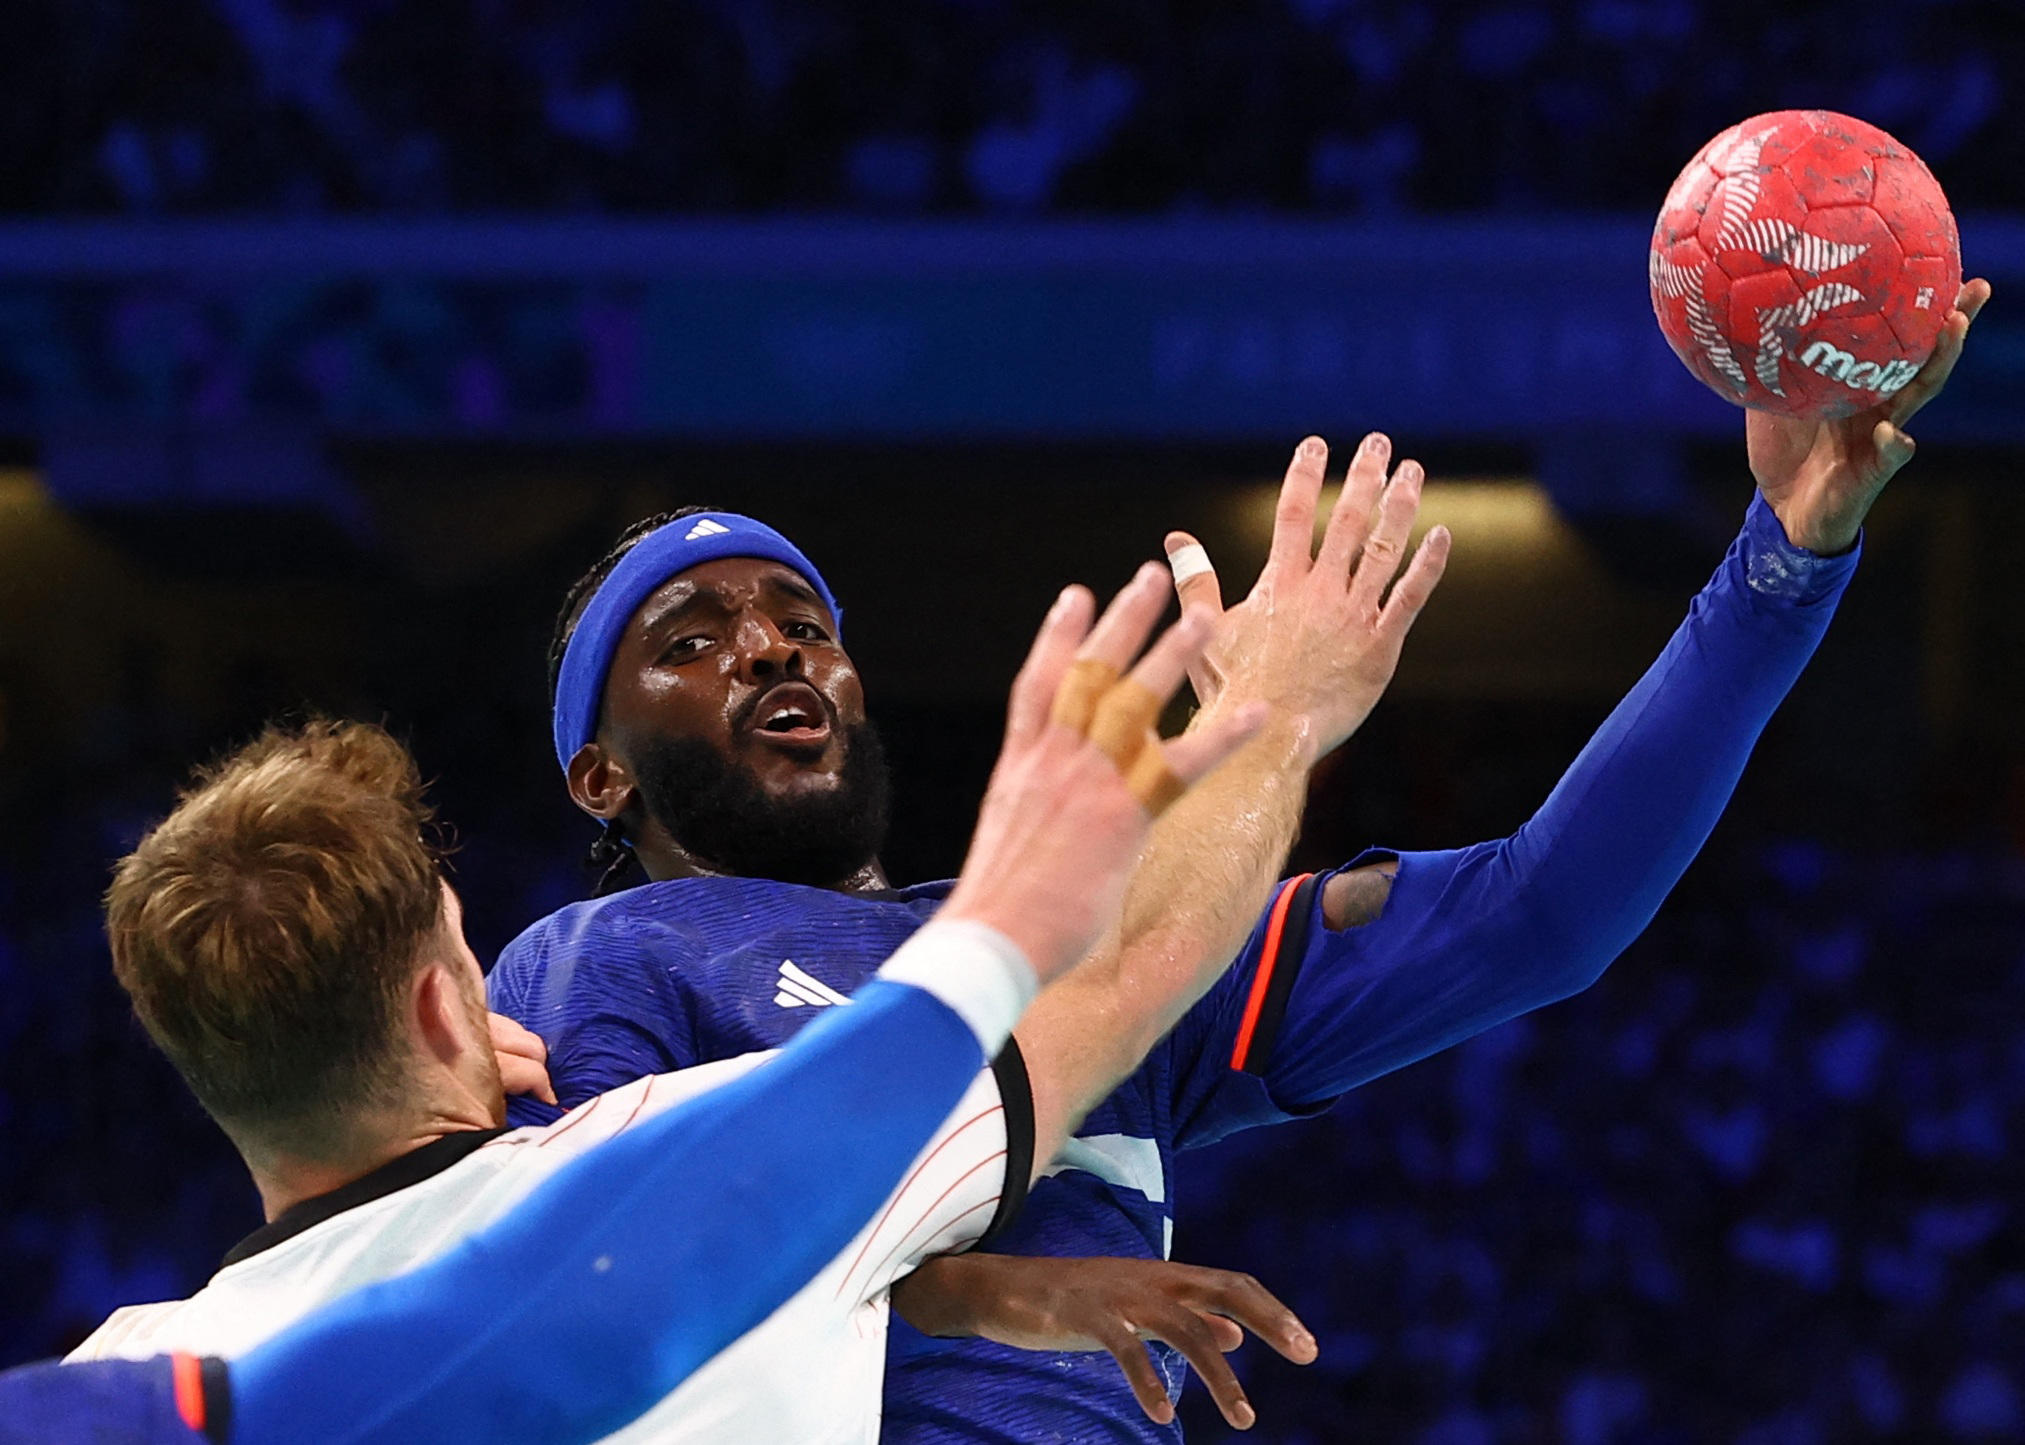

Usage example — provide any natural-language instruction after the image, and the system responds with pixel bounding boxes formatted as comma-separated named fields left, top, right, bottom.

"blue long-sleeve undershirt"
left=228, top=978, right=984, bottom=1445
left=1255, top=491, right=1859, bottom=1111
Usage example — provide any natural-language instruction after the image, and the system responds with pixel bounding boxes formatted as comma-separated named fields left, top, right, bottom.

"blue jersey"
left=490, top=874, right=1329, bottom=1443
left=492, top=496, right=1857, bottom=1443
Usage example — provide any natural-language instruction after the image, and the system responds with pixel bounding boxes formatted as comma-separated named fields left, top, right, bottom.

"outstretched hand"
left=1165, top=433, right=1450, bottom=761
left=1748, top=278, right=1991, bottom=554
left=940, top=564, right=1267, bottom=983
left=890, top=1254, right=1317, bottom=1432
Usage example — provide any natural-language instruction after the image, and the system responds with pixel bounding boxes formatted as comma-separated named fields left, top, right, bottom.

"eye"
left=784, top=620, right=831, bottom=643
left=661, top=634, right=714, bottom=662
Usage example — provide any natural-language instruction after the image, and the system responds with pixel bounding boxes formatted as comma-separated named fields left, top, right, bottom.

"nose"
left=733, top=610, right=803, bottom=683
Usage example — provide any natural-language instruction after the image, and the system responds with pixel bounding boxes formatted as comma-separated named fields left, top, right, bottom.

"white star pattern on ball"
left=1661, top=126, right=1874, bottom=400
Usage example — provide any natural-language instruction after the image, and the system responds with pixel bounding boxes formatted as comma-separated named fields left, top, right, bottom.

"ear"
left=567, top=741, right=635, bottom=823
left=413, top=962, right=471, bottom=1068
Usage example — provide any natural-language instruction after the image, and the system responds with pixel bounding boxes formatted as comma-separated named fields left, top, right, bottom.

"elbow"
left=1502, top=886, right=1641, bottom=1010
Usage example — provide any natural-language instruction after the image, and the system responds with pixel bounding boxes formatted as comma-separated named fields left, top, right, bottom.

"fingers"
left=1164, top=530, right=1223, bottom=615
left=1051, top=562, right=1173, bottom=739
left=1006, top=585, right=1095, bottom=746
left=1156, top=700, right=1268, bottom=792
left=1375, top=524, right=1452, bottom=640
left=1086, top=604, right=1213, bottom=768
left=1138, top=1308, right=1255, bottom=1430
left=1113, top=608, right=1212, bottom=725
left=1344, top=458, right=1426, bottom=617
left=489, top=1015, right=558, bottom=1106
left=1872, top=418, right=1917, bottom=480
left=1095, top=1329, right=1178, bottom=1427
left=1889, top=276, right=1990, bottom=426
left=1177, top=1268, right=1320, bottom=1368
left=1313, top=432, right=1391, bottom=580
left=1078, top=562, right=1174, bottom=676
left=487, top=1011, right=546, bottom=1061
left=1164, top=531, right=1224, bottom=702
left=1958, top=276, right=1993, bottom=324
left=1263, top=436, right=1328, bottom=582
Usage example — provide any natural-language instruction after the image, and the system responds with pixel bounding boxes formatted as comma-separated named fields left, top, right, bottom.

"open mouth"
left=746, top=683, right=833, bottom=750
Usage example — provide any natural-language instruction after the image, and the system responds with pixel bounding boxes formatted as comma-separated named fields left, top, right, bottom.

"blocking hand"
left=1748, top=278, right=1991, bottom=554
left=1165, top=434, right=1450, bottom=761
left=940, top=564, right=1266, bottom=982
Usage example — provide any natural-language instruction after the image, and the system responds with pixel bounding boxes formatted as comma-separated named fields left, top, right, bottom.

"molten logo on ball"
left=1649, top=110, right=1960, bottom=419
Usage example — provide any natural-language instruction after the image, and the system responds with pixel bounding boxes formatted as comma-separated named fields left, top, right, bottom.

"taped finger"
left=1167, top=540, right=1214, bottom=588
left=1125, top=746, right=1187, bottom=816
left=1008, top=586, right=1095, bottom=744
left=1049, top=657, right=1121, bottom=735
left=1088, top=678, right=1164, bottom=766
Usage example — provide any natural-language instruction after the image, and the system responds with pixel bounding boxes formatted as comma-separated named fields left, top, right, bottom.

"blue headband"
left=552, top=513, right=845, bottom=772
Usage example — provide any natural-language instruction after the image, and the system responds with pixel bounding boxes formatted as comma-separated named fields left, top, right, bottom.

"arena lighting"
left=0, top=469, right=47, bottom=521
left=1232, top=476, right=1568, bottom=561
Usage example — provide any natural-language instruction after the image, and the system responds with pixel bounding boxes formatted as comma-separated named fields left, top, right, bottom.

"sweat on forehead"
left=551, top=514, right=844, bottom=773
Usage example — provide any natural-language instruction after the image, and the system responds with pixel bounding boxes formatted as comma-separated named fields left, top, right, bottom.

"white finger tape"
left=1167, top=543, right=1213, bottom=586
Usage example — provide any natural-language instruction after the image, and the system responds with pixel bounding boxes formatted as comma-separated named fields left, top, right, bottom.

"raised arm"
left=1010, top=434, right=1451, bottom=1161
left=1182, top=281, right=1991, bottom=1121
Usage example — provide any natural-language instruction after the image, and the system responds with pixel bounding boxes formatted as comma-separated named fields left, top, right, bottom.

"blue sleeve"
left=1167, top=493, right=1858, bottom=1142
left=0, top=1357, right=208, bottom=1445
left=228, top=979, right=985, bottom=1445
left=488, top=909, right=704, bottom=1128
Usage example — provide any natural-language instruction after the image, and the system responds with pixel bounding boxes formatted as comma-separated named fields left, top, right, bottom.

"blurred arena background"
left=3, top=2, right=2024, bottom=1440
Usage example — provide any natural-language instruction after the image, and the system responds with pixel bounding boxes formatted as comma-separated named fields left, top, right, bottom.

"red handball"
left=1649, top=110, right=1961, bottom=419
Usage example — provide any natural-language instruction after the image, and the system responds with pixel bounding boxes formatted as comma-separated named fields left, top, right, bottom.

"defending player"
left=491, top=280, right=1988, bottom=1441
left=4, top=858, right=1147, bottom=1445
left=68, top=569, right=1347, bottom=1441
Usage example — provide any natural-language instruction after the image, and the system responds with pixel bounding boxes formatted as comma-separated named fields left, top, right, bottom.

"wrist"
left=890, top=1256, right=982, bottom=1338
left=1199, top=699, right=1319, bottom=770
left=1744, top=490, right=1862, bottom=601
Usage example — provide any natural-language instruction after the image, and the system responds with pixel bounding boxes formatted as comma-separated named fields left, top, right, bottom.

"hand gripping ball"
left=1649, top=110, right=1961, bottom=419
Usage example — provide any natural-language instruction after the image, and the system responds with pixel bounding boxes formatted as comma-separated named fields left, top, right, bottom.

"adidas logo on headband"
left=685, top=519, right=731, bottom=541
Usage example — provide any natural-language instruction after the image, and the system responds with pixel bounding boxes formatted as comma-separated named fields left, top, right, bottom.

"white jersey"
left=70, top=1050, right=1026, bottom=1444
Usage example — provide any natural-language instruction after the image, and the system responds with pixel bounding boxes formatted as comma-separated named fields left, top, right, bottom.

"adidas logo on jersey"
left=685, top=519, right=731, bottom=541
left=773, top=960, right=853, bottom=1009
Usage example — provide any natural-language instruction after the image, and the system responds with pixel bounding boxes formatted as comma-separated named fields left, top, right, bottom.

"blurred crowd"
left=1179, top=838, right=2025, bottom=1442
left=10, top=0, right=2019, bottom=216
left=5, top=676, right=2020, bottom=1442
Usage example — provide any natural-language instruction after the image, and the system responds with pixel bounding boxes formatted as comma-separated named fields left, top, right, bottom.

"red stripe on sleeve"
left=1228, top=874, right=1313, bottom=1071
left=171, top=1353, right=207, bottom=1432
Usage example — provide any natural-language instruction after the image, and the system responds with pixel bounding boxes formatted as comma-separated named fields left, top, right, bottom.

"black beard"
left=629, top=722, right=892, bottom=888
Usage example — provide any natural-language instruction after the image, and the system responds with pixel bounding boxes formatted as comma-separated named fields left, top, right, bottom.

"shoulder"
left=65, top=1301, right=190, bottom=1363
left=504, top=1052, right=778, bottom=1158
left=489, top=883, right=722, bottom=1011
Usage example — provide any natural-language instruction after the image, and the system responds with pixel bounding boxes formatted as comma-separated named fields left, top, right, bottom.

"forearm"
left=1017, top=712, right=1313, bottom=1161
left=232, top=928, right=1031, bottom=1445
left=1492, top=490, right=1856, bottom=967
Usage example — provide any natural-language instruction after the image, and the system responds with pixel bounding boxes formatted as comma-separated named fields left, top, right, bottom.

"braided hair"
left=549, top=505, right=724, bottom=895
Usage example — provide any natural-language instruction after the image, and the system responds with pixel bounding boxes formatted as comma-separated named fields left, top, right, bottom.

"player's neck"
left=245, top=1094, right=502, bottom=1223
left=640, top=845, right=891, bottom=894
